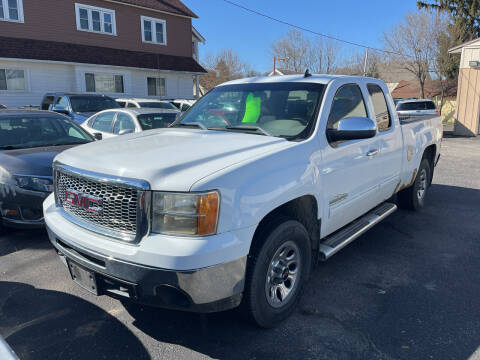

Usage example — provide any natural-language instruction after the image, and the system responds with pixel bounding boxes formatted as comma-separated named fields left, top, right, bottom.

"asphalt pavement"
left=1, top=136, right=479, bottom=360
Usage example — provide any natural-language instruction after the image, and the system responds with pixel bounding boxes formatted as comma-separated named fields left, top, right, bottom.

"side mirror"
left=93, top=132, right=103, bottom=140
left=52, top=106, right=70, bottom=115
left=118, top=129, right=134, bottom=136
left=327, top=117, right=377, bottom=142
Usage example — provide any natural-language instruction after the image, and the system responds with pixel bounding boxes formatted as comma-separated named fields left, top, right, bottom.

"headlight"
left=152, top=191, right=219, bottom=236
left=14, top=175, right=53, bottom=192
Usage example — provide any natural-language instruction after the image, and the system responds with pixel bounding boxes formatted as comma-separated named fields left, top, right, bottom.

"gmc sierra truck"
left=43, top=74, right=442, bottom=328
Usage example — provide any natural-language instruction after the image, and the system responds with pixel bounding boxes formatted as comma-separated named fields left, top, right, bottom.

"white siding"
left=129, top=68, right=194, bottom=99
left=460, top=46, right=480, bottom=69
left=0, top=60, right=75, bottom=108
left=0, top=59, right=196, bottom=108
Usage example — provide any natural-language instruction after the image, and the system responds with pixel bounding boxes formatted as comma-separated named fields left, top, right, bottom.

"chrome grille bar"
left=53, top=163, right=151, bottom=243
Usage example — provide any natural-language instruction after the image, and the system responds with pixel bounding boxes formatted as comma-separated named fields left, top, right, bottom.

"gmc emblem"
left=64, top=189, right=103, bottom=214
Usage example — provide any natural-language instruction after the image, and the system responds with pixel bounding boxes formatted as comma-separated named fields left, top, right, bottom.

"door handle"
left=366, top=149, right=379, bottom=157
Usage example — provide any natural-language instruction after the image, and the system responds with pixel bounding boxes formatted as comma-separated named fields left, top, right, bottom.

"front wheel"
left=398, top=158, right=431, bottom=211
left=243, top=217, right=312, bottom=328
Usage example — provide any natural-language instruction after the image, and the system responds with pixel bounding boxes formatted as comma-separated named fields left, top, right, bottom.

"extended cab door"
left=321, top=82, right=384, bottom=236
left=366, top=83, right=403, bottom=199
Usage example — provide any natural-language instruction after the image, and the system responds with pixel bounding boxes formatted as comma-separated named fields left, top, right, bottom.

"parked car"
left=40, top=93, right=120, bottom=124
left=115, top=98, right=178, bottom=110
left=0, top=104, right=6, bottom=110
left=169, top=99, right=196, bottom=112
left=396, top=98, right=439, bottom=121
left=81, top=108, right=180, bottom=139
left=44, top=75, right=442, bottom=328
left=0, top=110, right=93, bottom=230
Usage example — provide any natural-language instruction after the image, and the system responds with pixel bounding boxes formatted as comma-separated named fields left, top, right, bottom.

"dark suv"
left=40, top=93, right=120, bottom=124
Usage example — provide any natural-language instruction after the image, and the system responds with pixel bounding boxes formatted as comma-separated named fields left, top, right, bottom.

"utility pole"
left=363, top=48, right=369, bottom=77
left=272, top=56, right=289, bottom=75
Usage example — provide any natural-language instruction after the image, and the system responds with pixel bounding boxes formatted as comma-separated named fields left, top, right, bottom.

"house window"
left=85, top=73, right=124, bottom=93
left=75, top=3, right=116, bottom=35
left=0, top=69, right=25, bottom=90
left=147, top=77, right=166, bottom=96
left=0, top=0, right=24, bottom=22
left=141, top=16, right=166, bottom=45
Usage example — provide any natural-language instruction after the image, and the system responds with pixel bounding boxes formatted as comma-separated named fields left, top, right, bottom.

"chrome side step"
left=319, top=202, right=397, bottom=261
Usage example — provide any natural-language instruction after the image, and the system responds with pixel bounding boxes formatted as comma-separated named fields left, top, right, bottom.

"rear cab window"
left=397, top=101, right=436, bottom=111
left=367, top=84, right=392, bottom=132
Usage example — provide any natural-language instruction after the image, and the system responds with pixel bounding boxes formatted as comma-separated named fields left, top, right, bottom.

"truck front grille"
left=54, top=165, right=149, bottom=241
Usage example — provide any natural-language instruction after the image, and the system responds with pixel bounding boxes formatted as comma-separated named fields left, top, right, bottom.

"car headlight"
left=152, top=191, right=219, bottom=236
left=14, top=175, right=53, bottom=192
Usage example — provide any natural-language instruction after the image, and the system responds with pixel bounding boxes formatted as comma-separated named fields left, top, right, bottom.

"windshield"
left=174, top=83, right=325, bottom=139
left=138, top=102, right=177, bottom=110
left=138, top=113, right=177, bottom=130
left=397, top=101, right=436, bottom=111
left=70, top=96, right=120, bottom=113
left=0, top=114, right=93, bottom=149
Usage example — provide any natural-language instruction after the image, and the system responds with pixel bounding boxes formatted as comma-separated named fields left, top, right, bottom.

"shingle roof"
left=112, top=0, right=198, bottom=18
left=0, top=36, right=206, bottom=73
left=391, top=80, right=457, bottom=99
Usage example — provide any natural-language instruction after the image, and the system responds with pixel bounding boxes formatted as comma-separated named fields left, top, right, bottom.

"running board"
left=318, top=202, right=397, bottom=261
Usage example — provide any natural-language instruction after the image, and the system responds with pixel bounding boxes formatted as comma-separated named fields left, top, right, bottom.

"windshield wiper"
left=223, top=125, right=272, bottom=136
left=175, top=122, right=207, bottom=130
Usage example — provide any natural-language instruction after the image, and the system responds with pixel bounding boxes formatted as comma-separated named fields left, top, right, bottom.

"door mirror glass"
left=327, top=116, right=377, bottom=142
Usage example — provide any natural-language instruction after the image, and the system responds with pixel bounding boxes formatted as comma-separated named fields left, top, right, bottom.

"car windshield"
left=138, top=102, right=177, bottom=110
left=70, top=96, right=120, bottom=113
left=0, top=114, right=93, bottom=149
left=397, top=101, right=436, bottom=111
left=137, top=113, right=178, bottom=130
left=174, top=83, right=325, bottom=140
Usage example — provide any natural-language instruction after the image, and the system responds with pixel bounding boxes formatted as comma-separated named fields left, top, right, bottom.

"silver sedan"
left=80, top=108, right=180, bottom=139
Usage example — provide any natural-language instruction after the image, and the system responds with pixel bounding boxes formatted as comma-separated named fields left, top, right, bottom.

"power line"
left=221, top=0, right=410, bottom=58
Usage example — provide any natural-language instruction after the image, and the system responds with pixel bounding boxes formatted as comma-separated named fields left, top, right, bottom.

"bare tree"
left=200, top=49, right=257, bottom=92
left=271, top=30, right=340, bottom=74
left=336, top=50, right=383, bottom=78
left=203, top=49, right=250, bottom=80
left=383, top=10, right=443, bottom=98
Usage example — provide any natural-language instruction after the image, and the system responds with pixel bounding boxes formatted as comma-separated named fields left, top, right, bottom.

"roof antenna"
left=304, top=69, right=312, bottom=78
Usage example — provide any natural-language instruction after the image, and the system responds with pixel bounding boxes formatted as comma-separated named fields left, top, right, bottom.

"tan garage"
left=449, top=38, right=480, bottom=136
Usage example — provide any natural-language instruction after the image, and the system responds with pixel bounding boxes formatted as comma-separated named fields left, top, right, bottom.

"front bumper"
left=47, top=226, right=246, bottom=312
left=1, top=188, right=49, bottom=229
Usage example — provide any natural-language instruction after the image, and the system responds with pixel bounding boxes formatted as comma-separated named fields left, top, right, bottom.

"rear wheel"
left=243, top=217, right=312, bottom=328
left=398, top=158, right=431, bottom=211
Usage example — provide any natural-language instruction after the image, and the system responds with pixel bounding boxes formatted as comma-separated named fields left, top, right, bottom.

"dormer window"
left=0, top=0, right=24, bottom=22
left=75, top=3, right=116, bottom=35
left=141, top=16, right=167, bottom=45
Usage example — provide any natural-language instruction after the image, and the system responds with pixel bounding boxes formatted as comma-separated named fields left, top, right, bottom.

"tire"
left=398, top=158, right=431, bottom=211
left=243, top=216, right=312, bottom=328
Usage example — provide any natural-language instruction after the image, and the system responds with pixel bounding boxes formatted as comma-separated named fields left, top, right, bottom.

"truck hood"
left=55, top=128, right=291, bottom=191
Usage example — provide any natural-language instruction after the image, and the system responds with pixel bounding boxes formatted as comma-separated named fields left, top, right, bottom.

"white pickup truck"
left=44, top=74, right=442, bottom=328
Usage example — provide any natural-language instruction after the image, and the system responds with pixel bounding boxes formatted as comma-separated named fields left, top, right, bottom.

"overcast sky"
left=184, top=0, right=420, bottom=72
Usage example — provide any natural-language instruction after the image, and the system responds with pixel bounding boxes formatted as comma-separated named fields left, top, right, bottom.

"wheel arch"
left=249, top=195, right=320, bottom=260
left=423, top=144, right=436, bottom=184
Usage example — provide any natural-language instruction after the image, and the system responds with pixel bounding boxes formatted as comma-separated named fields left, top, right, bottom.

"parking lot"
left=0, top=136, right=479, bottom=360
